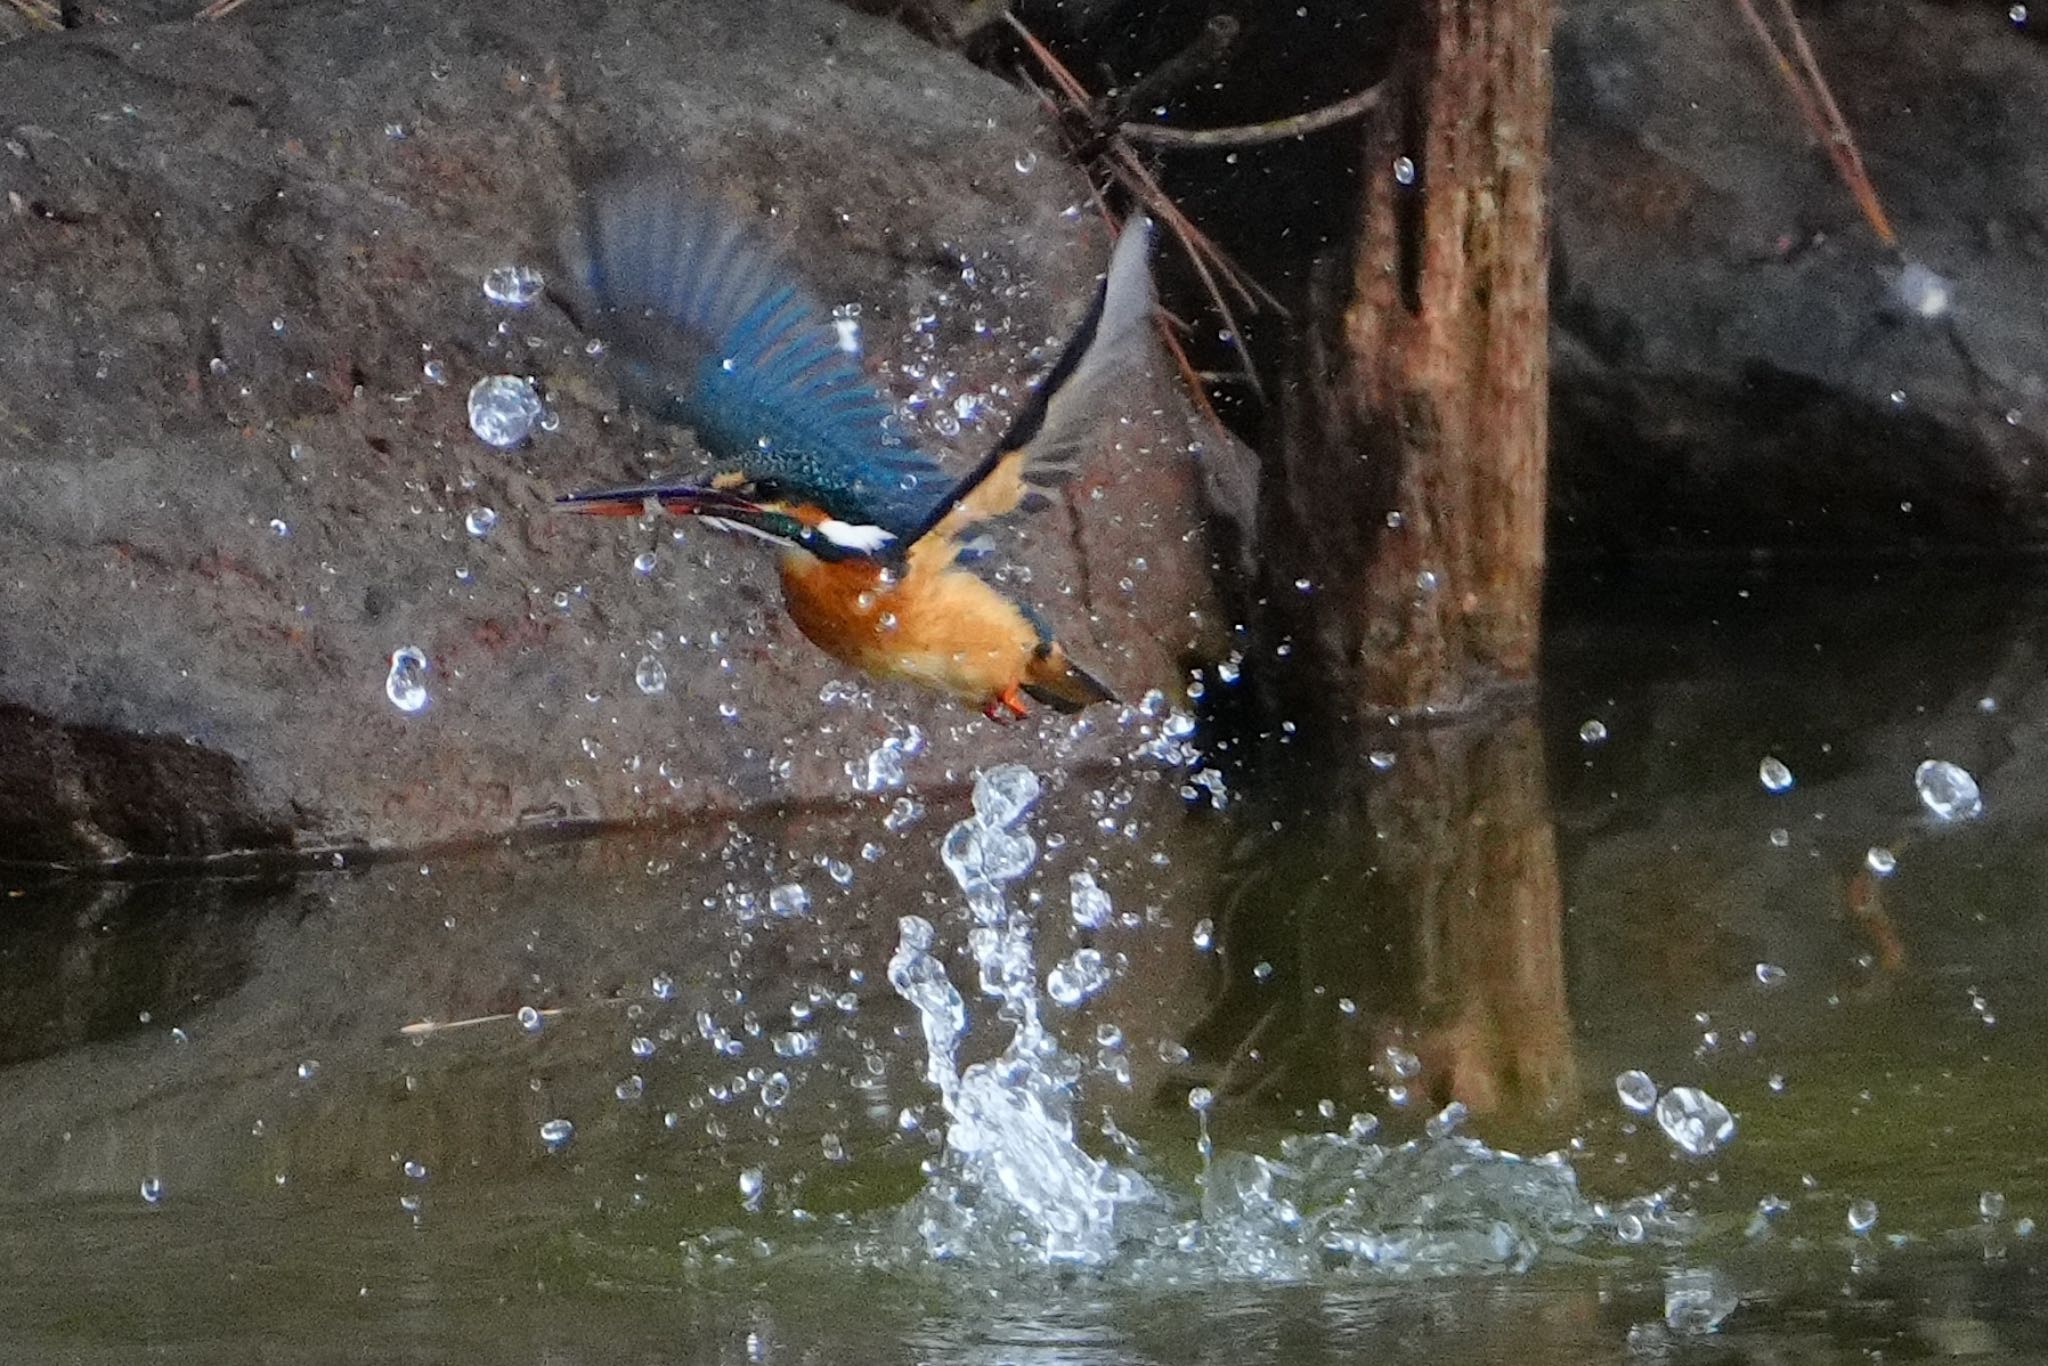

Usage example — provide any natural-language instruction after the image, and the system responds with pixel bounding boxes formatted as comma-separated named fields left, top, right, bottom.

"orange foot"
left=981, top=684, right=1030, bottom=722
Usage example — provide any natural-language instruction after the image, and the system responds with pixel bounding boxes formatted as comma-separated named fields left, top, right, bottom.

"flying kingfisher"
left=552, top=173, right=1158, bottom=720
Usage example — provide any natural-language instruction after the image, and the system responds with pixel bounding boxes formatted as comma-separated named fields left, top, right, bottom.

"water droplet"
left=614, top=1075, right=644, bottom=1101
left=632, top=550, right=657, bottom=575
left=1865, top=845, right=1897, bottom=876
left=384, top=647, right=429, bottom=713
left=2012, top=2, right=2029, bottom=25
left=759, top=1071, right=791, bottom=1107
left=1187, top=1086, right=1215, bottom=1113
left=1655, top=1085, right=1736, bottom=1157
left=1392, top=154, right=1417, bottom=186
left=1384, top=509, right=1405, bottom=529
left=739, top=1167, right=765, bottom=1207
left=140, top=1176, right=164, bottom=1204
left=1615, top=1069, right=1657, bottom=1113
left=1892, top=260, right=1952, bottom=319
left=651, top=973, right=676, bottom=1001
left=1369, top=749, right=1396, bottom=770
left=1191, top=917, right=1214, bottom=950
left=1847, top=1198, right=1878, bottom=1234
left=1759, top=756, right=1794, bottom=793
left=268, top=518, right=289, bottom=537
left=481, top=264, right=545, bottom=306
left=1069, top=870, right=1112, bottom=929
left=1384, top=1045, right=1421, bottom=1079
left=1664, top=1267, right=1738, bottom=1335
left=1579, top=719, right=1608, bottom=744
left=1425, top=1100, right=1468, bottom=1139
left=718, top=701, right=739, bottom=720
left=884, top=796, right=925, bottom=832
left=422, top=357, right=448, bottom=385
left=1754, top=962, right=1787, bottom=988
left=517, top=1005, right=542, bottom=1033
left=466, top=375, right=545, bottom=447
left=1981, top=1189, right=2007, bottom=1221
left=634, top=656, right=668, bottom=695
left=539, top=1118, right=574, bottom=1149
left=768, top=883, right=810, bottom=918
left=1915, top=758, right=1982, bottom=821
left=1414, top=568, right=1439, bottom=594
left=1046, top=947, right=1111, bottom=1005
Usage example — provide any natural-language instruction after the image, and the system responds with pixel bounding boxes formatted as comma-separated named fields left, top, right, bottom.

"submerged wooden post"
left=1262, top=0, right=1553, bottom=716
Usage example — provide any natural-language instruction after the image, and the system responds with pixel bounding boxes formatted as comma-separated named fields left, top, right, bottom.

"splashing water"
left=884, top=765, right=1655, bottom=1279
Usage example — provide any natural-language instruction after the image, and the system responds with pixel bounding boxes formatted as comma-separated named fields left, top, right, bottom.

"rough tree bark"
left=1262, top=0, right=1553, bottom=718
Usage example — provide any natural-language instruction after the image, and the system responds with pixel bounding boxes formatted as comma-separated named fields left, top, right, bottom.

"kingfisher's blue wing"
left=556, top=172, right=947, bottom=536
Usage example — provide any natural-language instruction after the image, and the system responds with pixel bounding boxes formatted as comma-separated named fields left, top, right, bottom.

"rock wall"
left=1551, top=0, right=2048, bottom=558
left=0, top=0, right=1227, bottom=862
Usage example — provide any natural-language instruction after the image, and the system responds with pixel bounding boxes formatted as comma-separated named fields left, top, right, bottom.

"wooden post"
left=1262, top=0, right=1553, bottom=717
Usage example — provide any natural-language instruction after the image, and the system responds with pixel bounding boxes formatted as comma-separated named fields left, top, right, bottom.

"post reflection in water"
left=1174, top=709, right=1576, bottom=1136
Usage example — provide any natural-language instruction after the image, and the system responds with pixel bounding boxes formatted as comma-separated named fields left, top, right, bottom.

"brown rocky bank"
left=0, top=0, right=1229, bottom=863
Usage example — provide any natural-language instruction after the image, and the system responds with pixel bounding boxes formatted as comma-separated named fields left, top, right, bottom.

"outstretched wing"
left=556, top=171, right=946, bottom=536
left=904, top=214, right=1157, bottom=563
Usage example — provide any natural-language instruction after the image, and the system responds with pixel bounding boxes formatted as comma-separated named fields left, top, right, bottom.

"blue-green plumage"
left=557, top=173, right=945, bottom=535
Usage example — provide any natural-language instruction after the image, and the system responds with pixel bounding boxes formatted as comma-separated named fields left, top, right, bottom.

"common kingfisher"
left=552, top=173, right=1157, bottom=720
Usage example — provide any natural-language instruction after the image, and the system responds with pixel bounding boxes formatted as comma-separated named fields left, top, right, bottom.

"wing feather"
left=905, top=214, right=1157, bottom=565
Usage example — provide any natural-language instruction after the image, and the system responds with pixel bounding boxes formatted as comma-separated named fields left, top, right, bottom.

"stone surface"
left=1551, top=0, right=2048, bottom=558
left=0, top=0, right=1226, bottom=861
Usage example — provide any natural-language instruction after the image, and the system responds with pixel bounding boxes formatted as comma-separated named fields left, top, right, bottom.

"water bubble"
left=1914, top=758, right=1982, bottom=821
left=1414, top=568, right=1439, bottom=594
left=296, top=1059, right=321, bottom=1081
left=481, top=264, right=544, bottom=306
left=1655, top=1085, right=1736, bottom=1157
left=1014, top=149, right=1039, bottom=174
left=1615, top=1069, right=1657, bottom=1113
left=634, top=656, right=668, bottom=695
left=1187, top=1086, right=1215, bottom=1113
left=739, top=1168, right=765, bottom=1208
left=2013, top=2, right=2029, bottom=24
left=1754, top=962, right=1787, bottom=988
left=1392, top=154, right=1418, bottom=186
left=1758, top=756, right=1794, bottom=793
left=614, top=1075, right=644, bottom=1101
left=1865, top=845, right=1897, bottom=876
left=539, top=1118, right=574, bottom=1150
left=630, top=1036, right=656, bottom=1060
left=140, top=1176, right=164, bottom=1204
left=632, top=550, right=657, bottom=575
left=1578, top=719, right=1608, bottom=744
left=760, top=1071, right=791, bottom=1107
left=1069, top=870, right=1112, bottom=929
left=1384, top=1045, right=1421, bottom=1079
left=464, top=506, right=497, bottom=538
left=1368, top=750, right=1396, bottom=770
left=1191, top=917, right=1214, bottom=950
left=384, top=647, right=429, bottom=713
left=423, top=358, right=448, bottom=385
left=884, top=796, right=925, bottom=832
left=402, top=1159, right=428, bottom=1181
left=1047, top=948, right=1111, bottom=1005
left=652, top=973, right=676, bottom=1001
left=517, top=1005, right=542, bottom=1033
left=1846, top=1198, right=1878, bottom=1235
left=467, top=375, right=545, bottom=447
left=1981, top=1190, right=2007, bottom=1221
left=768, top=883, right=810, bottom=918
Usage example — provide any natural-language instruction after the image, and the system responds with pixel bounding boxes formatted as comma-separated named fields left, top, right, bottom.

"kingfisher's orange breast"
left=777, top=552, right=1042, bottom=705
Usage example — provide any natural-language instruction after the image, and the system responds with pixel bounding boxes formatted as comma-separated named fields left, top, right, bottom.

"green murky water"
left=4, top=574, right=2047, bottom=1363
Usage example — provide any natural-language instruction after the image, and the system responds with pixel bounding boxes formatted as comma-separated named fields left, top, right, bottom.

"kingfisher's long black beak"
left=552, top=482, right=764, bottom=519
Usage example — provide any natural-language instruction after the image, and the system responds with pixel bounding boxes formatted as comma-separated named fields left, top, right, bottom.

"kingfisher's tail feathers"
left=1021, top=641, right=1120, bottom=714
left=904, top=214, right=1158, bottom=557
left=557, top=171, right=941, bottom=520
